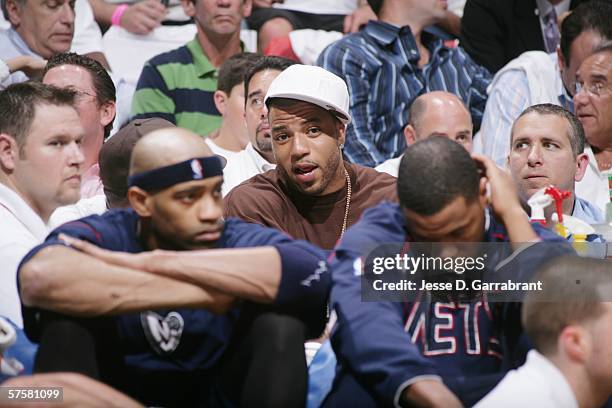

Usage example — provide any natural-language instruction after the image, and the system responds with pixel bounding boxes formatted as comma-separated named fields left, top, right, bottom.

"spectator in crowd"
left=376, top=91, right=473, bottom=177
left=317, top=0, right=491, bottom=167
left=0, top=82, right=84, bottom=327
left=206, top=52, right=261, bottom=160
left=508, top=104, right=603, bottom=225
left=42, top=52, right=116, bottom=199
left=89, top=0, right=170, bottom=35
left=18, top=128, right=328, bottom=407
left=130, top=0, right=252, bottom=136
left=224, top=64, right=397, bottom=250
left=99, top=118, right=176, bottom=209
left=476, top=256, right=612, bottom=408
left=461, top=0, right=590, bottom=74
left=249, top=0, right=376, bottom=52
left=475, top=1, right=612, bottom=166
left=324, top=137, right=572, bottom=407
left=221, top=55, right=294, bottom=195
left=575, top=43, right=612, bottom=214
left=0, top=0, right=110, bottom=69
left=0, top=0, right=75, bottom=87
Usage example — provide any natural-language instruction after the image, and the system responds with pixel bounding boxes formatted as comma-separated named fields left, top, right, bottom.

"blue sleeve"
left=455, top=47, right=492, bottom=131
left=317, top=41, right=384, bottom=167
left=223, top=219, right=330, bottom=336
left=329, top=226, right=439, bottom=406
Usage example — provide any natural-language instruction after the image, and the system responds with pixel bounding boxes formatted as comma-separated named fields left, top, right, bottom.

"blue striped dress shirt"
left=317, top=20, right=492, bottom=167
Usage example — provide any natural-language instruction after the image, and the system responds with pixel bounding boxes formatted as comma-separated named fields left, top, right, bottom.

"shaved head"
left=130, top=128, right=214, bottom=175
left=405, top=91, right=473, bottom=152
left=409, top=91, right=471, bottom=132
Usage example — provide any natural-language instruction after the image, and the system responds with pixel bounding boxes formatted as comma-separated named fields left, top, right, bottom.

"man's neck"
left=378, top=4, right=430, bottom=67
left=196, top=29, right=242, bottom=67
left=0, top=175, right=49, bottom=222
left=592, top=144, right=612, bottom=172
left=552, top=356, right=606, bottom=408
left=253, top=145, right=275, bottom=164
left=211, top=125, right=246, bottom=152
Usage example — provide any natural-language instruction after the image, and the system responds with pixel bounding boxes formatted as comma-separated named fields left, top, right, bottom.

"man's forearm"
left=148, top=247, right=282, bottom=304
left=20, top=245, right=233, bottom=316
left=502, top=207, right=539, bottom=243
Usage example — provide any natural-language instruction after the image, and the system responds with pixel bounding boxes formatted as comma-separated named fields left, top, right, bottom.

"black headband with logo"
left=127, top=156, right=224, bottom=192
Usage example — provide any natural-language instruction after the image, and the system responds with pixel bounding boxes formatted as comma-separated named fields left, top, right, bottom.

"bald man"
left=376, top=91, right=474, bottom=177
left=17, top=128, right=329, bottom=407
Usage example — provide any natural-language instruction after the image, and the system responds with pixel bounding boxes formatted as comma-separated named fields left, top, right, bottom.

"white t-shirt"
left=274, top=0, right=357, bottom=15
left=48, top=195, right=107, bottom=230
left=222, top=143, right=275, bottom=196
left=375, top=155, right=402, bottom=178
left=475, top=350, right=578, bottom=408
left=0, top=184, right=48, bottom=328
left=205, top=138, right=240, bottom=162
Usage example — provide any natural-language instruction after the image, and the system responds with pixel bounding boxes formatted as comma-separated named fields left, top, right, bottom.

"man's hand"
left=343, top=4, right=376, bottom=33
left=6, top=56, right=46, bottom=79
left=120, top=0, right=167, bottom=35
left=401, top=379, right=463, bottom=408
left=471, top=154, right=524, bottom=222
left=59, top=234, right=154, bottom=272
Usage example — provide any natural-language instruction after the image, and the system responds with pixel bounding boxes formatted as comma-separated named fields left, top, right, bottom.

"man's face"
left=43, top=64, right=108, bottom=170
left=13, top=104, right=84, bottom=219
left=559, top=30, right=602, bottom=97
left=585, top=303, right=612, bottom=392
left=7, top=0, right=75, bottom=59
left=245, top=69, right=280, bottom=157
left=403, top=195, right=486, bottom=243
left=185, top=0, right=251, bottom=37
left=409, top=102, right=473, bottom=152
left=269, top=101, right=345, bottom=196
left=147, top=176, right=224, bottom=250
left=223, top=83, right=249, bottom=147
left=509, top=113, right=583, bottom=202
left=574, top=52, right=612, bottom=149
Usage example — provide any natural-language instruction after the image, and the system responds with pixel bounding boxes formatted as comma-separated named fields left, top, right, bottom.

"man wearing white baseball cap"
left=224, top=64, right=397, bottom=250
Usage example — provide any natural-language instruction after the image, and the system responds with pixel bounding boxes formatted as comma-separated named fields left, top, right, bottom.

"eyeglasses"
left=574, top=81, right=612, bottom=97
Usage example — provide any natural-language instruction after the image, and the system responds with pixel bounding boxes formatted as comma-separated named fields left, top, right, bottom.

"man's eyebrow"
left=272, top=124, right=287, bottom=132
left=589, top=73, right=609, bottom=82
left=247, top=90, right=263, bottom=100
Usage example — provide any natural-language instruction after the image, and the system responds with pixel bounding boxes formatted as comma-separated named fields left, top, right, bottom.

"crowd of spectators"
left=0, top=0, right=611, bottom=407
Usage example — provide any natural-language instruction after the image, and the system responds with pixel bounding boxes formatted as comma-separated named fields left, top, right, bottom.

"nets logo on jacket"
left=141, top=311, right=185, bottom=355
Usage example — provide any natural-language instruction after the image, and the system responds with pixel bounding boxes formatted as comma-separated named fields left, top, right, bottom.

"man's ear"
left=559, top=325, right=590, bottom=364
left=100, top=101, right=116, bottom=128
left=5, top=0, right=23, bottom=27
left=0, top=133, right=18, bottom=172
left=181, top=0, right=196, bottom=18
left=337, top=120, right=346, bottom=148
left=214, top=90, right=228, bottom=116
left=478, top=176, right=489, bottom=208
left=127, top=187, right=153, bottom=217
left=404, top=124, right=417, bottom=145
left=242, top=0, right=253, bottom=18
left=574, top=152, right=589, bottom=182
left=557, top=47, right=567, bottom=73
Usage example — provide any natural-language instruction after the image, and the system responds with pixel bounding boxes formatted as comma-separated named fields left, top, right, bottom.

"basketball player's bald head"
left=130, top=127, right=214, bottom=175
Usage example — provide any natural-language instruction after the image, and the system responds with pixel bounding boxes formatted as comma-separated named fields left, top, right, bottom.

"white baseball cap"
left=264, top=64, right=352, bottom=125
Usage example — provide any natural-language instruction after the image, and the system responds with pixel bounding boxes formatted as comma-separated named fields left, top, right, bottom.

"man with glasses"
left=575, top=43, right=612, bottom=214
left=42, top=52, right=116, bottom=199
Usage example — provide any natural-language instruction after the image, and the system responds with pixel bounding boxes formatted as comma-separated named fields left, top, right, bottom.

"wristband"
left=111, top=4, right=129, bottom=26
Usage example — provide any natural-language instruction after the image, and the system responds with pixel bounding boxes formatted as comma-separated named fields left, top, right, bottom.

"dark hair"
left=366, top=0, right=383, bottom=15
left=244, top=56, right=295, bottom=102
left=560, top=1, right=612, bottom=65
left=1, top=0, right=24, bottom=23
left=523, top=256, right=612, bottom=356
left=217, top=52, right=262, bottom=95
left=512, top=103, right=585, bottom=156
left=397, top=136, right=480, bottom=215
left=0, top=81, right=76, bottom=147
left=43, top=52, right=116, bottom=139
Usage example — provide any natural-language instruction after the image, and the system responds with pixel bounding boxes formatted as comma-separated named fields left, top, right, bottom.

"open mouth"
left=293, top=163, right=318, bottom=184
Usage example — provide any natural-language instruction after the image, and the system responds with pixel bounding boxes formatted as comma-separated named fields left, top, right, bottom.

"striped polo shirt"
left=131, top=38, right=222, bottom=136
